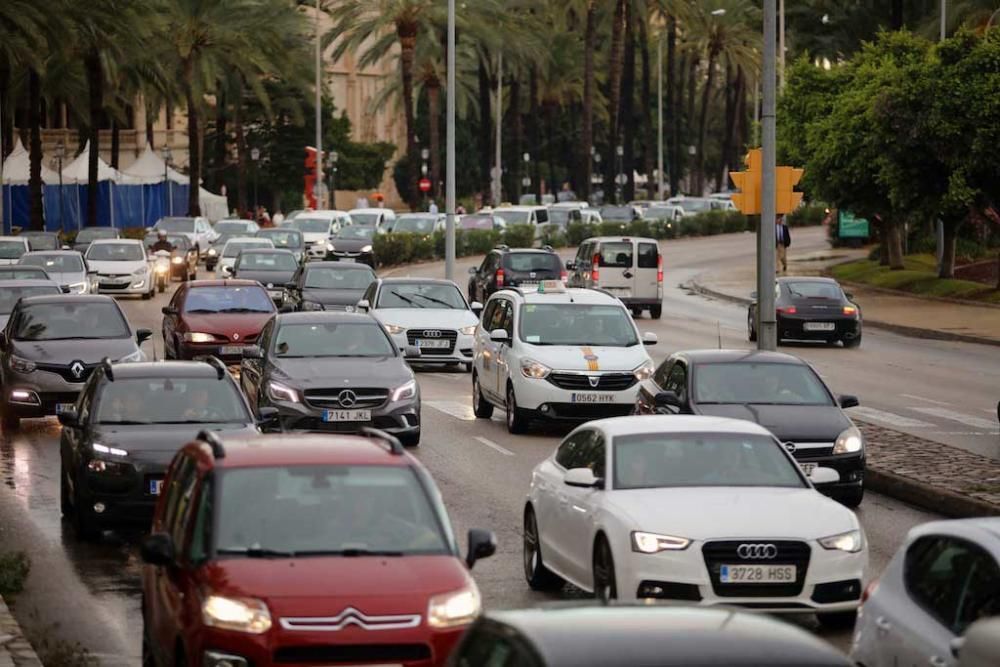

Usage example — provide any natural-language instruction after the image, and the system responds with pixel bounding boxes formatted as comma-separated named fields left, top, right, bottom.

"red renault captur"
left=140, top=430, right=495, bottom=667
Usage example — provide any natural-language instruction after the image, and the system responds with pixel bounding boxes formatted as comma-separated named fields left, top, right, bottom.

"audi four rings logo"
left=338, top=389, right=358, bottom=407
left=737, top=543, right=778, bottom=559
left=422, top=330, right=442, bottom=338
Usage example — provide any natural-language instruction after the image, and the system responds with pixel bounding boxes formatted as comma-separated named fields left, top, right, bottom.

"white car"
left=349, top=207, right=396, bottom=232
left=358, top=278, right=481, bottom=372
left=85, top=239, right=153, bottom=299
left=153, top=216, right=218, bottom=256
left=524, top=415, right=868, bottom=628
left=491, top=205, right=550, bottom=228
left=472, top=281, right=656, bottom=433
left=289, top=211, right=351, bottom=260
left=216, top=237, right=275, bottom=276
left=18, top=250, right=94, bottom=294
left=851, top=518, right=1000, bottom=667
left=0, top=236, right=31, bottom=266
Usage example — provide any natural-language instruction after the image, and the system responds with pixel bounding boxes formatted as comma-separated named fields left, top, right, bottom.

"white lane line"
left=849, top=407, right=934, bottom=428
left=901, top=393, right=952, bottom=407
left=426, top=401, right=476, bottom=421
left=910, top=407, right=999, bottom=431
left=475, top=436, right=515, bottom=456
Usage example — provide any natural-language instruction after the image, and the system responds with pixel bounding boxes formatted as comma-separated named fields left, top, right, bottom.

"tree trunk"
left=398, top=26, right=419, bottom=208
left=234, top=94, right=247, bottom=215
left=110, top=119, right=120, bottom=169
left=428, top=80, right=441, bottom=201
left=878, top=218, right=889, bottom=266
left=184, top=63, right=202, bottom=216
left=734, top=66, right=748, bottom=167
left=478, top=57, right=492, bottom=196
left=86, top=51, right=103, bottom=228
left=28, top=69, right=44, bottom=231
left=887, top=219, right=904, bottom=270
left=667, top=16, right=678, bottom=196
left=622, top=3, right=636, bottom=202
left=638, top=11, right=653, bottom=188
left=212, top=89, right=228, bottom=192
left=545, top=104, right=557, bottom=196
left=891, top=0, right=903, bottom=30
left=938, top=220, right=958, bottom=279
left=581, top=1, right=597, bottom=200
left=0, top=61, right=11, bottom=157
left=529, top=67, right=542, bottom=198
left=604, top=0, right=627, bottom=189
left=146, top=106, right=155, bottom=149
left=509, top=77, right=522, bottom=200
left=718, top=62, right=735, bottom=191
left=684, top=55, right=697, bottom=191
left=696, top=46, right=719, bottom=195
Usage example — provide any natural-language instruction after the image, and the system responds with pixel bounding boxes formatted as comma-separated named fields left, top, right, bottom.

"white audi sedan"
left=523, top=415, right=867, bottom=628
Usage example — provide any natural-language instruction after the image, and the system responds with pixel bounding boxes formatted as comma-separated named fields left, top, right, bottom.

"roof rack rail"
left=197, top=430, right=226, bottom=459
left=358, top=426, right=404, bottom=455
left=196, top=355, right=229, bottom=380
left=101, top=356, right=115, bottom=381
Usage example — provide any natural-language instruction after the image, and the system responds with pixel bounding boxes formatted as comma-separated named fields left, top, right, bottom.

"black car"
left=256, top=227, right=305, bottom=264
left=329, top=225, right=377, bottom=267
left=240, top=311, right=421, bottom=444
left=58, top=358, right=264, bottom=540
left=231, top=248, right=299, bottom=303
left=143, top=232, right=198, bottom=281
left=204, top=232, right=239, bottom=271
left=449, top=605, right=851, bottom=667
left=633, top=349, right=865, bottom=507
left=73, top=227, right=120, bottom=254
left=283, top=261, right=377, bottom=312
left=749, top=277, right=862, bottom=347
left=19, top=231, right=61, bottom=251
left=467, top=246, right=565, bottom=303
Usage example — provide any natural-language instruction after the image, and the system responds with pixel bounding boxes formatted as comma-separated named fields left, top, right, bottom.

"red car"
left=140, top=430, right=496, bottom=667
left=162, top=280, right=276, bottom=363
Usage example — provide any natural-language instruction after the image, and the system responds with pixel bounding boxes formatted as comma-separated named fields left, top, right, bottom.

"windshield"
left=693, top=362, right=833, bottom=406
left=350, top=212, right=379, bottom=226
left=238, top=252, right=298, bottom=272
left=214, top=465, right=449, bottom=556
left=0, top=240, right=26, bottom=259
left=95, top=378, right=249, bottom=425
left=223, top=240, right=272, bottom=258
left=303, top=267, right=375, bottom=289
left=19, top=254, right=84, bottom=273
left=258, top=230, right=304, bottom=248
left=784, top=281, right=844, bottom=300
left=677, top=199, right=712, bottom=213
left=290, top=218, right=332, bottom=234
left=459, top=215, right=495, bottom=230
left=155, top=218, right=196, bottom=233
left=645, top=206, right=677, bottom=220
left=599, top=206, right=633, bottom=222
left=519, top=304, right=638, bottom=346
left=613, top=433, right=805, bottom=490
left=0, top=286, right=61, bottom=314
left=215, top=221, right=252, bottom=234
left=274, top=321, right=395, bottom=358
left=14, top=302, right=130, bottom=340
left=0, top=268, right=49, bottom=280
left=493, top=210, right=530, bottom=225
left=146, top=235, right=189, bottom=251
left=546, top=209, right=580, bottom=226
left=335, top=226, right=374, bottom=240
left=76, top=228, right=117, bottom=242
left=506, top=253, right=562, bottom=273
left=22, top=234, right=59, bottom=250
left=183, top=286, right=275, bottom=314
left=393, top=216, right=437, bottom=234
left=377, top=282, right=466, bottom=309
left=86, top=243, right=145, bottom=262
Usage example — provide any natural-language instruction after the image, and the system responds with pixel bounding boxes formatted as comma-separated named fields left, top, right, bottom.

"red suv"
left=140, top=429, right=496, bottom=667
left=162, top=280, right=276, bottom=363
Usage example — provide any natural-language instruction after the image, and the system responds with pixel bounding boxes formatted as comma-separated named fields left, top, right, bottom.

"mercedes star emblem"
left=736, top=543, right=778, bottom=559
left=338, top=389, right=358, bottom=407
left=233, top=333, right=240, bottom=341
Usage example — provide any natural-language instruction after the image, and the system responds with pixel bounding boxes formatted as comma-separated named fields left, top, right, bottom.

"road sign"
left=838, top=211, right=870, bottom=238
left=419, top=178, right=432, bottom=193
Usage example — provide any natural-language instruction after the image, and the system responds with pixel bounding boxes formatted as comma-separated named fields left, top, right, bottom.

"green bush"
left=539, top=226, right=568, bottom=248
left=626, top=219, right=652, bottom=238
left=464, top=229, right=501, bottom=255
left=0, top=551, right=31, bottom=595
left=786, top=204, right=827, bottom=227
left=411, top=233, right=436, bottom=261
left=566, top=222, right=598, bottom=245
left=503, top=224, right=536, bottom=248
left=722, top=211, right=750, bottom=233
left=373, top=232, right=416, bottom=266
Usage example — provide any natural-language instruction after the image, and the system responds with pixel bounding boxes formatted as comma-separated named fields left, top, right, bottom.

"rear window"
left=637, top=242, right=659, bottom=269
left=505, top=253, right=562, bottom=273
left=96, top=378, right=249, bottom=425
left=784, top=282, right=843, bottom=300
left=0, top=240, right=26, bottom=260
left=597, top=242, right=633, bottom=268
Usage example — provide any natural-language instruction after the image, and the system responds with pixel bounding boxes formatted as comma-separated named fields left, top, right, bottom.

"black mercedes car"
left=58, top=358, right=266, bottom=540
left=231, top=248, right=299, bottom=303
left=749, top=277, right=862, bottom=347
left=240, top=311, right=421, bottom=445
left=283, top=261, right=377, bottom=312
left=328, top=225, right=377, bottom=267
left=633, top=349, right=865, bottom=507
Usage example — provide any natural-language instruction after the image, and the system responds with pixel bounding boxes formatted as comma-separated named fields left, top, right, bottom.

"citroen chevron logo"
left=279, top=607, right=421, bottom=632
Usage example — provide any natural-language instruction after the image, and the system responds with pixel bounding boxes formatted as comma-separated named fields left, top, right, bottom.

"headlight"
left=267, top=381, right=299, bottom=403
left=361, top=245, right=373, bottom=253
left=118, top=349, right=144, bottom=363
left=154, top=264, right=169, bottom=274
left=520, top=358, right=551, bottom=379
left=93, top=443, right=129, bottom=457
left=171, top=256, right=183, bottom=265
left=132, top=266, right=148, bottom=276
left=69, top=281, right=87, bottom=293
left=202, top=595, right=272, bottom=634
left=9, top=355, right=36, bottom=373
left=326, top=242, right=335, bottom=252
left=301, top=301, right=325, bottom=311
left=631, top=531, right=691, bottom=553
left=427, top=583, right=481, bottom=629
left=818, top=529, right=864, bottom=553
left=633, top=360, right=655, bottom=381
left=391, top=379, right=417, bottom=402
left=833, top=426, right=863, bottom=454
left=343, top=304, right=355, bottom=313
left=183, top=332, right=217, bottom=343
left=87, top=459, right=131, bottom=474
left=459, top=324, right=477, bottom=336
left=207, top=248, right=217, bottom=256
left=383, top=324, right=405, bottom=335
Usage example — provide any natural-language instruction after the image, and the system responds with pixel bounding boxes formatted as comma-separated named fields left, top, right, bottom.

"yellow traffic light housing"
left=776, top=166, right=804, bottom=214
left=730, top=149, right=762, bottom=214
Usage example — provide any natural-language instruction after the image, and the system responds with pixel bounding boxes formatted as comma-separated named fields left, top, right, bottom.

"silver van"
left=566, top=236, right=663, bottom=318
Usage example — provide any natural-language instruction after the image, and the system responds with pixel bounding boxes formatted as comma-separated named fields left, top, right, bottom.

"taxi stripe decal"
left=581, top=346, right=600, bottom=371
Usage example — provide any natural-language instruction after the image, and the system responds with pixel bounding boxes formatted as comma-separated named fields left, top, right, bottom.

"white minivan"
left=566, top=236, right=663, bottom=319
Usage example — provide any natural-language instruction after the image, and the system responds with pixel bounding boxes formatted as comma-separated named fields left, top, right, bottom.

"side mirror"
left=61, top=284, right=72, bottom=293
left=242, top=346, right=263, bottom=359
left=404, top=345, right=422, bottom=359
left=356, top=299, right=370, bottom=312
left=57, top=407, right=79, bottom=427
left=949, top=637, right=965, bottom=659
left=844, top=292, right=854, bottom=300
left=161, top=306, right=178, bottom=316
left=468, top=266, right=477, bottom=275
left=808, top=467, right=840, bottom=485
left=839, top=395, right=860, bottom=409
left=470, top=301, right=483, bottom=315
left=565, top=260, right=576, bottom=270
left=140, top=532, right=176, bottom=567
left=564, top=467, right=601, bottom=489
left=257, top=406, right=280, bottom=427
left=220, top=265, right=233, bottom=277
left=279, top=303, right=296, bottom=314
left=465, top=528, right=497, bottom=569
left=642, top=332, right=658, bottom=346
left=654, top=390, right=682, bottom=408
left=136, top=328, right=153, bottom=345
left=489, top=328, right=509, bottom=343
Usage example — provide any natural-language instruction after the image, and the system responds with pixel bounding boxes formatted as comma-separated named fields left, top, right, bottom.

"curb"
left=864, top=466, right=999, bottom=519
left=0, top=596, right=42, bottom=667
left=830, top=275, right=1000, bottom=311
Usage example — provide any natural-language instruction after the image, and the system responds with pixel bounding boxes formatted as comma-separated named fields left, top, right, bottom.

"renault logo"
left=588, top=376, right=600, bottom=388
left=69, top=361, right=85, bottom=379
left=737, top=543, right=778, bottom=559
left=422, top=330, right=442, bottom=338
left=232, top=333, right=240, bottom=341
left=784, top=442, right=796, bottom=454
left=338, top=389, right=358, bottom=407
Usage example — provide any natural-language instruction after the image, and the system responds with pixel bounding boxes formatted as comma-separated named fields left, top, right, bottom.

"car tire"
left=506, top=383, right=529, bottom=434
left=649, top=304, right=662, bottom=320
left=844, top=333, right=862, bottom=349
left=142, top=289, right=152, bottom=300
left=400, top=431, right=421, bottom=448
left=592, top=535, right=618, bottom=602
left=817, top=610, right=857, bottom=630
left=462, top=362, right=473, bottom=373
left=72, top=484, right=100, bottom=542
left=631, top=307, right=642, bottom=318
left=838, top=484, right=865, bottom=508
left=472, top=373, right=494, bottom=419
left=523, top=506, right=564, bottom=591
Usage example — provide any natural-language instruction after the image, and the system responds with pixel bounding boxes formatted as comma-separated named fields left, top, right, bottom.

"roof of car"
left=496, top=247, right=557, bottom=254
left=500, top=286, right=622, bottom=306
left=0, top=235, right=28, bottom=242
left=583, top=236, right=658, bottom=243
left=484, top=606, right=850, bottom=666
left=496, top=205, right=546, bottom=211
left=2, top=279, right=61, bottom=288
left=276, top=311, right=376, bottom=325
left=909, top=517, right=1000, bottom=545
left=20, top=231, right=58, bottom=236
left=349, top=208, right=392, bottom=215
left=223, top=236, right=270, bottom=245
left=777, top=276, right=839, bottom=284
left=17, top=294, right=116, bottom=306
left=186, top=279, right=264, bottom=288
left=379, top=277, right=458, bottom=286
left=588, top=415, right=774, bottom=438
left=676, top=349, right=806, bottom=365
left=202, top=433, right=417, bottom=469
left=304, top=261, right=374, bottom=271
left=98, top=361, right=230, bottom=380
left=89, top=238, right=142, bottom=245
left=20, top=249, right=81, bottom=256
left=238, top=247, right=295, bottom=255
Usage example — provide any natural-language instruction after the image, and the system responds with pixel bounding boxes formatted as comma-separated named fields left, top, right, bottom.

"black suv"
left=467, top=246, right=565, bottom=303
left=58, top=358, right=266, bottom=540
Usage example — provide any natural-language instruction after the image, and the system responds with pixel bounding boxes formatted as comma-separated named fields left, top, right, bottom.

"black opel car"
left=633, top=349, right=865, bottom=507
left=748, top=277, right=862, bottom=347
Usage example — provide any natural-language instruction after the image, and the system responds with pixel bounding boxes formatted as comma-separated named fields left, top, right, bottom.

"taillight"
left=560, top=269, right=568, bottom=284
left=778, top=306, right=797, bottom=315
left=861, top=579, right=879, bottom=604
left=843, top=306, right=857, bottom=316
left=656, top=255, right=663, bottom=283
left=592, top=254, right=600, bottom=281
left=495, top=268, right=504, bottom=287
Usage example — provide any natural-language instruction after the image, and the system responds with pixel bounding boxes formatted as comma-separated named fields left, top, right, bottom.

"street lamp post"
left=657, top=35, right=664, bottom=200
left=615, top=144, right=624, bottom=204
left=759, top=0, right=778, bottom=350
left=593, top=152, right=602, bottom=204
left=522, top=152, right=531, bottom=198
left=161, top=146, right=173, bottom=216
left=315, top=0, right=324, bottom=210
left=251, top=147, right=261, bottom=212
left=55, top=141, right=65, bottom=234
left=327, top=151, right=338, bottom=208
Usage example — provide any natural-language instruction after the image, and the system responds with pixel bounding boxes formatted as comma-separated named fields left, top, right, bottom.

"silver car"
left=850, top=518, right=1000, bottom=667
left=18, top=250, right=94, bottom=294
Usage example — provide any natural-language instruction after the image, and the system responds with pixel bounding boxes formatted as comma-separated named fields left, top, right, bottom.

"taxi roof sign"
left=537, top=280, right=566, bottom=293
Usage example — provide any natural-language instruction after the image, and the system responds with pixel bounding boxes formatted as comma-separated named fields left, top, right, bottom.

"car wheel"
left=472, top=373, right=494, bottom=419
left=523, top=506, right=564, bottom=591
left=817, top=610, right=857, bottom=630
left=399, top=431, right=420, bottom=448
left=72, top=484, right=100, bottom=542
left=142, top=289, right=152, bottom=300
left=630, top=307, right=642, bottom=318
left=838, top=484, right=865, bottom=509
left=164, top=335, right=175, bottom=360
left=844, top=333, right=862, bottom=349
left=462, top=362, right=473, bottom=373
left=748, top=313, right=757, bottom=342
left=1, top=403, right=20, bottom=432
left=592, top=535, right=617, bottom=602
left=505, top=383, right=529, bottom=434
left=649, top=304, right=662, bottom=320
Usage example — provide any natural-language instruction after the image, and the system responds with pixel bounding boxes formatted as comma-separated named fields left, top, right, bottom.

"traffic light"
left=730, top=149, right=762, bottom=215
left=304, top=147, right=318, bottom=208
left=776, top=166, right=804, bottom=214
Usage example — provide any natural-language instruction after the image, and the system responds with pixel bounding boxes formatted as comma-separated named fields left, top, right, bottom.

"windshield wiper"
left=219, top=307, right=270, bottom=313
left=217, top=546, right=295, bottom=558
left=389, top=291, right=423, bottom=308
left=184, top=308, right=220, bottom=314
left=409, top=293, right=459, bottom=308
left=99, top=420, right=152, bottom=425
left=318, top=548, right=404, bottom=557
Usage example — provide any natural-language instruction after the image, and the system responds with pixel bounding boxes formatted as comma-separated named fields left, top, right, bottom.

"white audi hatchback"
left=523, top=415, right=867, bottom=628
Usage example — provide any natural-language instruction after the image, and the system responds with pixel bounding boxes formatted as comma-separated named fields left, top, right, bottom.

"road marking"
left=849, top=407, right=934, bottom=428
left=901, top=393, right=952, bottom=407
left=426, top=401, right=476, bottom=421
left=910, top=407, right=999, bottom=431
left=475, top=436, right=514, bottom=456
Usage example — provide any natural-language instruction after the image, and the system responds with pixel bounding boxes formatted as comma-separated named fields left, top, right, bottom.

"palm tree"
left=604, top=0, right=628, bottom=190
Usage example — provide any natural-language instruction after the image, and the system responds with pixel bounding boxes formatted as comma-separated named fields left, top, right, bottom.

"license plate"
left=219, top=345, right=244, bottom=355
left=720, top=564, right=796, bottom=583
left=519, top=281, right=539, bottom=288
left=803, top=322, right=836, bottom=331
left=800, top=463, right=817, bottom=476
left=570, top=393, right=615, bottom=404
left=608, top=287, right=632, bottom=297
left=55, top=403, right=75, bottom=414
left=338, top=257, right=355, bottom=263
left=416, top=339, right=450, bottom=349
left=148, top=479, right=164, bottom=496
left=323, top=409, right=372, bottom=422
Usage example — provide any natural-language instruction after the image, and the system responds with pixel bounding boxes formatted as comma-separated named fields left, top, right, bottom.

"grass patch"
left=831, top=254, right=1000, bottom=304
left=0, top=551, right=31, bottom=596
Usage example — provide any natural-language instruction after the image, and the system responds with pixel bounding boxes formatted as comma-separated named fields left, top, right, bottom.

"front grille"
left=274, top=643, right=431, bottom=664
left=35, top=362, right=98, bottom=383
left=547, top=372, right=636, bottom=391
left=99, top=282, right=132, bottom=290
left=702, top=540, right=811, bottom=598
left=789, top=444, right=835, bottom=459
left=39, top=391, right=81, bottom=407
left=405, top=329, right=457, bottom=355
left=812, top=579, right=863, bottom=604
left=541, top=402, right=633, bottom=420
left=303, top=388, right=388, bottom=409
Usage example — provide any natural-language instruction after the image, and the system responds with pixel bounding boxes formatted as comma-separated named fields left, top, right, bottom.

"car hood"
left=35, top=270, right=85, bottom=285
left=181, top=312, right=274, bottom=341
left=92, top=423, right=258, bottom=459
left=233, top=269, right=296, bottom=287
left=87, top=259, right=146, bottom=275
left=605, top=487, right=857, bottom=541
left=11, top=337, right=137, bottom=363
left=520, top=344, right=651, bottom=373
left=273, top=356, right=412, bottom=389
left=301, top=287, right=367, bottom=307
left=694, top=404, right=852, bottom=442
left=301, top=232, right=329, bottom=244
left=372, top=308, right=478, bottom=330
left=332, top=238, right=372, bottom=252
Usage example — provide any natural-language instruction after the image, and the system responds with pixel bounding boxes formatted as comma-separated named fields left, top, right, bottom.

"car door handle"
left=874, top=616, right=892, bottom=634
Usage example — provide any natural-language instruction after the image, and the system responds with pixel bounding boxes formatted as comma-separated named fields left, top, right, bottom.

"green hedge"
left=375, top=224, right=538, bottom=267
left=786, top=204, right=827, bottom=227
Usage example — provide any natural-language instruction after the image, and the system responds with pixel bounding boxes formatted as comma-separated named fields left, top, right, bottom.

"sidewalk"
left=0, top=597, right=41, bottom=667
left=688, top=249, right=1000, bottom=347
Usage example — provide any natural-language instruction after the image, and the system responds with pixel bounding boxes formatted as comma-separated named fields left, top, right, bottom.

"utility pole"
left=778, top=0, right=786, bottom=92
left=657, top=35, right=664, bottom=200
left=940, top=0, right=946, bottom=41
left=758, top=0, right=778, bottom=350
left=493, top=53, right=503, bottom=206
left=445, top=0, right=456, bottom=281
left=315, top=0, right=324, bottom=208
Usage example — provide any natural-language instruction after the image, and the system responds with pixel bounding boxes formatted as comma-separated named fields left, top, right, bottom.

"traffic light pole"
left=444, top=0, right=456, bottom=282
left=758, top=0, right=778, bottom=351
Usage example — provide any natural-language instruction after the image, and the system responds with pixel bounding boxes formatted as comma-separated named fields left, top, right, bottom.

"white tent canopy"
left=122, top=145, right=188, bottom=184
left=2, top=138, right=61, bottom=185
left=61, top=141, right=139, bottom=184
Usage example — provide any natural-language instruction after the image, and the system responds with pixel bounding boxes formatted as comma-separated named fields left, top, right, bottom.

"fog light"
left=93, top=502, right=106, bottom=514
left=203, top=652, right=249, bottom=667
left=10, top=390, right=38, bottom=404
left=539, top=404, right=550, bottom=414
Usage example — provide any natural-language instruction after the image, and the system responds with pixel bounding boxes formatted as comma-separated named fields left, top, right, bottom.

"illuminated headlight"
left=833, top=426, right=864, bottom=454
left=459, top=325, right=477, bottom=335
left=118, top=349, right=144, bottom=363
left=631, top=531, right=691, bottom=553
left=818, top=529, right=864, bottom=553
left=132, top=266, right=148, bottom=276
left=183, top=332, right=217, bottom=343
left=427, top=583, right=481, bottom=629
left=154, top=264, right=169, bottom=274
left=301, top=301, right=324, bottom=311
left=69, top=281, right=87, bottom=293
left=207, top=248, right=217, bottom=256
left=361, top=245, right=373, bottom=253
left=267, top=381, right=299, bottom=403
left=9, top=355, right=36, bottom=373
left=383, top=324, right=405, bottom=335
left=202, top=595, right=272, bottom=634
left=93, top=443, right=129, bottom=457
left=87, top=459, right=131, bottom=474
left=391, top=379, right=417, bottom=402
left=520, top=358, right=551, bottom=379
left=325, top=242, right=335, bottom=252
left=633, top=360, right=655, bottom=381
left=171, top=256, right=184, bottom=265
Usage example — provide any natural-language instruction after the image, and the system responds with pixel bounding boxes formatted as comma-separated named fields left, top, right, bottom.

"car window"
left=350, top=212, right=380, bottom=226
left=183, top=286, right=274, bottom=314
left=19, top=254, right=84, bottom=272
left=238, top=252, right=298, bottom=272
left=304, top=267, right=376, bottom=289
left=519, top=303, right=638, bottom=347
left=223, top=240, right=272, bottom=258
left=480, top=300, right=499, bottom=331
left=393, top=216, right=438, bottom=234
left=784, top=281, right=843, bottom=300
left=273, top=321, right=395, bottom=358
left=652, top=359, right=673, bottom=388
left=162, top=455, right=196, bottom=542
left=597, top=242, right=633, bottom=268
left=493, top=210, right=531, bottom=226
left=637, top=242, right=658, bottom=269
left=86, top=243, right=145, bottom=262
left=376, top=282, right=466, bottom=310
left=94, top=378, right=250, bottom=425
left=0, top=285, right=61, bottom=314
left=0, top=267, right=50, bottom=280
left=573, top=431, right=606, bottom=479
left=13, top=301, right=130, bottom=340
left=215, top=221, right=252, bottom=234
left=76, top=228, right=118, bottom=242
left=455, top=623, right=541, bottom=667
left=156, top=218, right=196, bottom=234
left=258, top=230, right=304, bottom=248
left=0, top=239, right=28, bottom=260
left=505, top=253, right=562, bottom=273
left=555, top=431, right=589, bottom=469
left=290, top=218, right=332, bottom=234
left=188, top=476, right=212, bottom=563
left=334, top=226, right=374, bottom=240
left=693, top=362, right=833, bottom=406
left=664, top=363, right=687, bottom=402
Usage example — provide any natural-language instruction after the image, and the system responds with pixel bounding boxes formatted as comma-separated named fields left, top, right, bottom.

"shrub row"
left=374, top=225, right=536, bottom=267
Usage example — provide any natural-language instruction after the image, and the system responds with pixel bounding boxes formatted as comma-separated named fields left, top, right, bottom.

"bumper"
left=97, top=275, right=150, bottom=295
left=619, top=297, right=661, bottom=307
left=330, top=252, right=375, bottom=267
left=796, top=451, right=865, bottom=497
left=389, top=332, right=474, bottom=366
left=307, top=243, right=331, bottom=260
left=513, top=376, right=640, bottom=417
left=263, top=396, right=421, bottom=437
left=177, top=342, right=253, bottom=364
left=778, top=315, right=861, bottom=342
left=76, top=461, right=169, bottom=527
left=4, top=371, right=87, bottom=417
